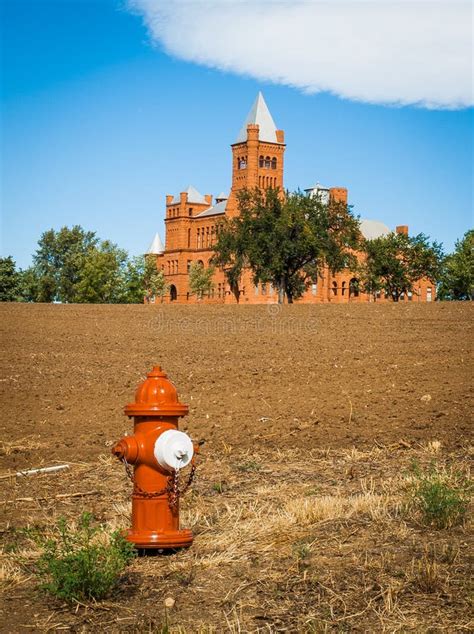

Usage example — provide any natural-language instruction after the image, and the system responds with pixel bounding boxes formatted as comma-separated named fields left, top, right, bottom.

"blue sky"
left=1, top=0, right=472, bottom=269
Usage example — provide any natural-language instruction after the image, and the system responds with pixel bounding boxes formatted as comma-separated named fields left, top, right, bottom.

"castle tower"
left=226, top=92, right=285, bottom=216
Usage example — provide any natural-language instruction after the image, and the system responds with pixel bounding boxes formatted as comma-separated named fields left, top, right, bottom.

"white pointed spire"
left=236, top=92, right=281, bottom=144
left=146, top=232, right=165, bottom=255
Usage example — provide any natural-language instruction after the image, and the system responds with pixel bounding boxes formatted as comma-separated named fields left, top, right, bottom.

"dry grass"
left=0, top=444, right=472, bottom=632
left=0, top=558, right=32, bottom=589
left=0, top=435, right=49, bottom=457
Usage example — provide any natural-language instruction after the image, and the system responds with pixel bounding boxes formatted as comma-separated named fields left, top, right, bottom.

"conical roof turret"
left=236, top=92, right=282, bottom=144
left=146, top=233, right=165, bottom=255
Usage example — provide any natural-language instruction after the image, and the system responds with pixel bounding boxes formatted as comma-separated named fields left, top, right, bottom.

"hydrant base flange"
left=124, top=528, right=193, bottom=550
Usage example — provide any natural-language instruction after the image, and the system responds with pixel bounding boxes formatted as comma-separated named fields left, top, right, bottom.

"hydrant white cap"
left=154, top=429, right=194, bottom=471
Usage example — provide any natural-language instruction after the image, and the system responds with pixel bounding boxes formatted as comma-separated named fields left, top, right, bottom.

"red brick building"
left=148, top=93, right=434, bottom=304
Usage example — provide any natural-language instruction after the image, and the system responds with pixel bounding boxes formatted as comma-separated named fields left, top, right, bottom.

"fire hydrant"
left=112, top=366, right=196, bottom=549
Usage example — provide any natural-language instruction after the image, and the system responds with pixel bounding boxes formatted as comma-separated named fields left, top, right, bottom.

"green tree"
left=360, top=232, right=444, bottom=302
left=33, top=226, right=98, bottom=302
left=74, top=240, right=128, bottom=303
left=143, top=255, right=169, bottom=303
left=210, top=221, right=245, bottom=302
left=123, top=256, right=146, bottom=304
left=18, top=267, right=41, bottom=302
left=438, top=229, right=473, bottom=300
left=0, top=256, right=21, bottom=301
left=189, top=261, right=215, bottom=300
left=212, top=188, right=361, bottom=303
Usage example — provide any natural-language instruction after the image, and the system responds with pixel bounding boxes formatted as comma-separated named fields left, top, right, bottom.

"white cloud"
left=129, top=0, right=472, bottom=109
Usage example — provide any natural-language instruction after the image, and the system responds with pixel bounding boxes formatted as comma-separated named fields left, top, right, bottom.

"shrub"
left=406, top=462, right=472, bottom=529
left=36, top=512, right=135, bottom=602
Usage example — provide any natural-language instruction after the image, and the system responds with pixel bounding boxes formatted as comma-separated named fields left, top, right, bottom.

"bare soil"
left=0, top=303, right=472, bottom=632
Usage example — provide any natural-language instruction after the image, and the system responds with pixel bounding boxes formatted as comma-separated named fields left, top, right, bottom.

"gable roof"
left=195, top=199, right=227, bottom=218
left=173, top=185, right=207, bottom=204
left=304, top=182, right=330, bottom=192
left=146, top=232, right=165, bottom=254
left=236, top=92, right=281, bottom=144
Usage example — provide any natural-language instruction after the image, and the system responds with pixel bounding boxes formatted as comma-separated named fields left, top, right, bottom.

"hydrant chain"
left=121, top=455, right=196, bottom=506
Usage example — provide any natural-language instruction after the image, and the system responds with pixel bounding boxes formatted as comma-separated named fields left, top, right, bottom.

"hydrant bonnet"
left=124, top=366, right=189, bottom=417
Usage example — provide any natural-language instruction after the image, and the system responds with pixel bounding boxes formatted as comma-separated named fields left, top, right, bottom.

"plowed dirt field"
left=1, top=303, right=472, bottom=632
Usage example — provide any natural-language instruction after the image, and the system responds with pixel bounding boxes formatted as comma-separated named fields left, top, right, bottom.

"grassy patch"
left=236, top=460, right=261, bottom=472
left=34, top=512, right=135, bottom=602
left=405, top=462, right=472, bottom=529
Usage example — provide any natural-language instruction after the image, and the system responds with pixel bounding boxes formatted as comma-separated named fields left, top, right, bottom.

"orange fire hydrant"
left=112, top=366, right=196, bottom=549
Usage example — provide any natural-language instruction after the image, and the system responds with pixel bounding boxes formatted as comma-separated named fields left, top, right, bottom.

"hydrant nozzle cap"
left=124, top=365, right=189, bottom=417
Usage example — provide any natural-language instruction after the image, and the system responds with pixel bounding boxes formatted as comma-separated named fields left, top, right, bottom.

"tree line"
left=1, top=191, right=472, bottom=303
left=210, top=189, right=472, bottom=303
left=0, top=226, right=167, bottom=303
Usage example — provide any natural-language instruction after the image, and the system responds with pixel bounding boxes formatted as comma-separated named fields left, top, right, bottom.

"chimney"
left=166, top=195, right=174, bottom=205
left=205, top=194, right=212, bottom=205
left=276, top=129, right=285, bottom=143
left=329, top=187, right=348, bottom=203
left=396, top=225, right=409, bottom=235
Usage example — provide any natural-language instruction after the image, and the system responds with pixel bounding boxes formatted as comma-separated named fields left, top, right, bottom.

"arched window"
left=238, top=157, right=247, bottom=169
left=349, top=278, right=359, bottom=298
left=265, top=156, right=271, bottom=168
left=332, top=281, right=338, bottom=296
left=259, top=155, right=264, bottom=168
left=170, top=285, right=177, bottom=301
left=271, top=157, right=277, bottom=169
left=341, top=281, right=346, bottom=296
